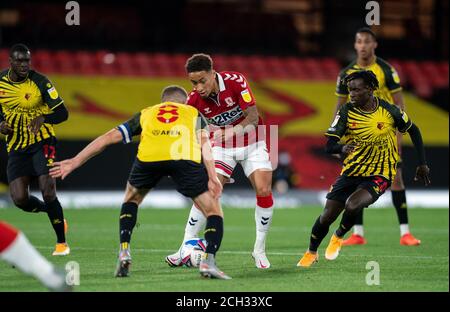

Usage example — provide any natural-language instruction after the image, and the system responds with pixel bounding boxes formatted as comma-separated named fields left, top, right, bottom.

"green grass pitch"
left=0, top=206, right=448, bottom=291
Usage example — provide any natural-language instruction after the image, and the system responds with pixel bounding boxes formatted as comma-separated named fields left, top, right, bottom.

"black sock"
left=309, top=216, right=330, bottom=252
left=17, top=196, right=47, bottom=213
left=335, top=210, right=359, bottom=238
left=45, top=198, right=65, bottom=243
left=355, top=208, right=364, bottom=225
left=392, top=190, right=408, bottom=224
left=204, top=215, right=223, bottom=255
left=119, top=202, right=138, bottom=244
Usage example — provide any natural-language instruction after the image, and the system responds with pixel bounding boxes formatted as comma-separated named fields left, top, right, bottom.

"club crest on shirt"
left=377, top=122, right=384, bottom=130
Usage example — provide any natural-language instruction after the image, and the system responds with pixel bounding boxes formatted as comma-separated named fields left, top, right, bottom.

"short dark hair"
left=161, top=85, right=188, bottom=103
left=185, top=53, right=213, bottom=73
left=356, top=27, right=377, bottom=41
left=344, top=70, right=379, bottom=90
left=10, top=43, right=30, bottom=57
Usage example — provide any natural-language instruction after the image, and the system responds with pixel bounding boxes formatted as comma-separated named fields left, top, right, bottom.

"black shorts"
left=326, top=175, right=391, bottom=203
left=7, top=137, right=57, bottom=183
left=128, top=159, right=209, bottom=198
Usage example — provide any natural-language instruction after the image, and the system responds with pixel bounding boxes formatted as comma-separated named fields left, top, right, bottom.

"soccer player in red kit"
left=166, top=53, right=274, bottom=269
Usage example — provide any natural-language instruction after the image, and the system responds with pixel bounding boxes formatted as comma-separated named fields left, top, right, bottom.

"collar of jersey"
left=7, top=69, right=29, bottom=84
left=355, top=56, right=377, bottom=69
left=356, top=97, right=379, bottom=114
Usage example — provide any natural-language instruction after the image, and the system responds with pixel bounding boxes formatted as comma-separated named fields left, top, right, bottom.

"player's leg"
left=37, top=174, right=69, bottom=256
left=165, top=145, right=235, bottom=267
left=0, top=221, right=70, bottom=291
left=165, top=173, right=228, bottom=267
left=9, top=176, right=46, bottom=213
left=326, top=176, right=389, bottom=260
left=392, top=166, right=420, bottom=245
left=248, top=168, right=273, bottom=269
left=297, top=199, right=345, bottom=267
left=342, top=209, right=367, bottom=246
left=171, top=159, right=230, bottom=279
left=115, top=182, right=150, bottom=277
left=241, top=141, right=274, bottom=269
left=193, top=192, right=230, bottom=279
left=325, top=188, right=376, bottom=260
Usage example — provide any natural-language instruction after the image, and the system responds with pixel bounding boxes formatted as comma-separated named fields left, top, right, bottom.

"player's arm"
left=406, top=123, right=430, bottom=186
left=324, top=106, right=354, bottom=156
left=391, top=91, right=406, bottom=156
left=197, top=113, right=222, bottom=198
left=50, top=113, right=142, bottom=180
left=394, top=108, right=430, bottom=186
left=28, top=104, right=69, bottom=134
left=0, top=106, right=13, bottom=135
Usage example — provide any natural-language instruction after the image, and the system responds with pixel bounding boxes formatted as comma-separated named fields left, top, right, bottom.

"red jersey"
left=186, top=71, right=264, bottom=147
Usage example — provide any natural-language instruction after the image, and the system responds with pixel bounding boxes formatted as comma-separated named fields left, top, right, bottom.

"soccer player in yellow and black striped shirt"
left=0, top=44, right=70, bottom=256
left=297, top=70, right=430, bottom=267
left=333, top=27, right=421, bottom=246
left=49, top=85, right=231, bottom=280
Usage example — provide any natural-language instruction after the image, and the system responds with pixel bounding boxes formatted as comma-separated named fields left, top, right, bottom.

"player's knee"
left=42, top=192, right=56, bottom=203
left=12, top=194, right=30, bottom=210
left=344, top=199, right=361, bottom=215
left=255, top=186, right=272, bottom=198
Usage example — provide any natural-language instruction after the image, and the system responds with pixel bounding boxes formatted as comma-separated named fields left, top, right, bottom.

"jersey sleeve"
left=325, top=106, right=348, bottom=139
left=335, top=71, right=349, bottom=98
left=116, top=112, right=142, bottom=144
left=233, top=74, right=256, bottom=110
left=38, top=76, right=64, bottom=110
left=383, top=63, right=402, bottom=93
left=390, top=105, right=412, bottom=133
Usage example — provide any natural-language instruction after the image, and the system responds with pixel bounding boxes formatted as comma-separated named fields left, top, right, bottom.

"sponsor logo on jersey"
left=207, top=105, right=243, bottom=126
left=241, top=89, right=252, bottom=103
left=47, top=86, right=59, bottom=100
left=152, top=129, right=181, bottom=136
left=157, top=104, right=179, bottom=124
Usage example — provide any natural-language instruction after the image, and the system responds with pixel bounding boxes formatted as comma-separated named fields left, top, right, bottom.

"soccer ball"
left=179, top=238, right=207, bottom=268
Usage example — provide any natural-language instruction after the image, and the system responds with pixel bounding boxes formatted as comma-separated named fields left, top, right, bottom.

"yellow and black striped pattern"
left=0, top=69, right=63, bottom=152
left=335, top=57, right=402, bottom=103
left=326, top=98, right=412, bottom=182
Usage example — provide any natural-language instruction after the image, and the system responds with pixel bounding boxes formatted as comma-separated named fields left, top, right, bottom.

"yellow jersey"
left=116, top=102, right=207, bottom=163
left=0, top=69, right=64, bottom=152
left=335, top=57, right=402, bottom=103
left=326, top=98, right=412, bottom=182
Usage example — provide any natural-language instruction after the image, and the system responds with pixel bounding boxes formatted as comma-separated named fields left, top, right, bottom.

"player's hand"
left=49, top=158, right=77, bottom=180
left=414, top=164, right=431, bottom=186
left=208, top=176, right=223, bottom=199
left=0, top=121, right=13, bottom=135
left=28, top=115, right=45, bottom=135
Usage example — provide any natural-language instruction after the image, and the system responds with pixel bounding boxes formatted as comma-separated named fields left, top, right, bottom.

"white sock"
left=181, top=204, right=207, bottom=247
left=0, top=232, right=63, bottom=289
left=400, top=224, right=410, bottom=236
left=254, top=206, right=274, bottom=253
left=353, top=225, right=364, bottom=237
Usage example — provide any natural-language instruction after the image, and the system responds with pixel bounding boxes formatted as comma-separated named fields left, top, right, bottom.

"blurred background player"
left=334, top=28, right=421, bottom=246
left=298, top=70, right=430, bottom=267
left=165, top=53, right=274, bottom=269
left=50, top=85, right=231, bottom=280
left=0, top=44, right=70, bottom=256
left=0, top=221, right=71, bottom=291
